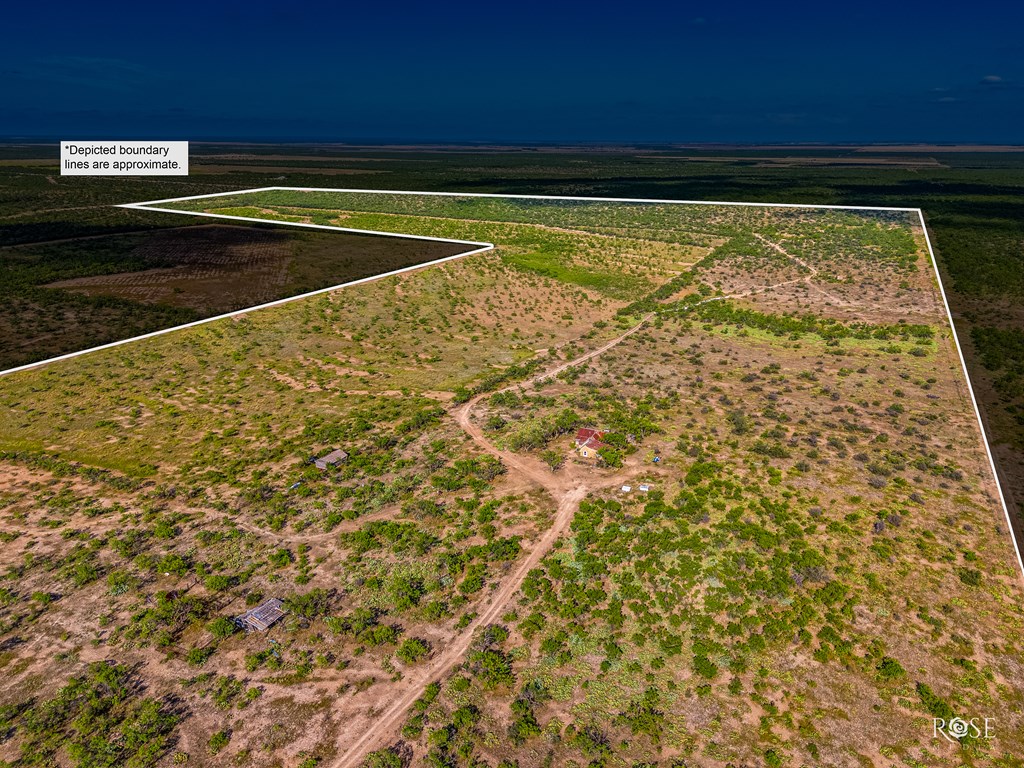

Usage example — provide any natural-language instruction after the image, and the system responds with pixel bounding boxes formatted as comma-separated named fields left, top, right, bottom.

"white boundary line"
left=118, top=203, right=494, bottom=247
left=5, top=187, right=1022, bottom=584
left=120, top=184, right=919, bottom=212
left=918, top=210, right=1024, bottom=583
left=0, top=212, right=493, bottom=377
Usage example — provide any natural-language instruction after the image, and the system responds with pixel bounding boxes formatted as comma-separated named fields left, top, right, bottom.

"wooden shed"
left=236, top=598, right=286, bottom=632
left=314, top=449, right=348, bottom=470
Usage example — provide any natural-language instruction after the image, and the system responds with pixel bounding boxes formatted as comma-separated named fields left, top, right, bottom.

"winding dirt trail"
left=333, top=485, right=588, bottom=768
left=754, top=233, right=858, bottom=309
left=333, top=317, right=654, bottom=767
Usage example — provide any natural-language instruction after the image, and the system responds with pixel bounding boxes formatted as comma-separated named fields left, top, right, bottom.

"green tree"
left=208, top=729, right=230, bottom=754
left=541, top=449, right=564, bottom=471
left=597, top=445, right=624, bottom=468
left=397, top=637, right=430, bottom=664
left=208, top=616, right=237, bottom=639
left=363, top=747, right=403, bottom=768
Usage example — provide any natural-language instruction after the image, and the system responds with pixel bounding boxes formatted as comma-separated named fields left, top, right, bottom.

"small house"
left=574, top=428, right=608, bottom=459
left=638, top=484, right=651, bottom=493
left=236, top=598, right=286, bottom=632
left=314, top=449, right=348, bottom=470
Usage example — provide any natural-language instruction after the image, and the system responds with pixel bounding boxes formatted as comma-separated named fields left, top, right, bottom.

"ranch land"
left=0, top=190, right=1021, bottom=768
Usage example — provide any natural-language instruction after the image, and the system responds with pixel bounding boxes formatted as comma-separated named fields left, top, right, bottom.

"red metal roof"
left=575, top=428, right=607, bottom=451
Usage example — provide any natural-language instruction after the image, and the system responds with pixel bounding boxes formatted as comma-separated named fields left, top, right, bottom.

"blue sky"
left=3, top=1, right=1022, bottom=143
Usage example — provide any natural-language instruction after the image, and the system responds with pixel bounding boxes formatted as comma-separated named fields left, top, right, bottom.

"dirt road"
left=332, top=316, right=654, bottom=767
left=754, top=233, right=858, bottom=309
